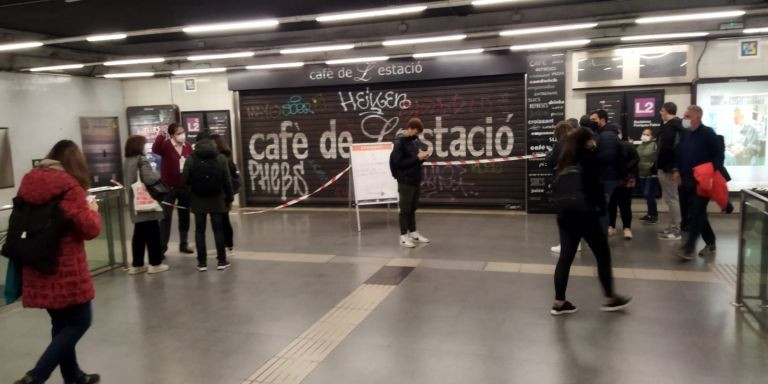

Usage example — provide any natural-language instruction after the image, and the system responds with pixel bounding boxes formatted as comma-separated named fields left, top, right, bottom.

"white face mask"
left=174, top=133, right=186, bottom=144
left=618, top=134, right=623, bottom=140
left=682, top=119, right=692, bottom=129
left=641, top=135, right=652, bottom=142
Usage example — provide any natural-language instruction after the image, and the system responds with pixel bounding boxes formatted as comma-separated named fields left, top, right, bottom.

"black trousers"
left=132, top=220, right=163, bottom=267
left=608, top=186, right=633, bottom=229
left=398, top=183, right=420, bottom=235
left=29, top=302, right=92, bottom=383
left=195, top=213, right=227, bottom=266
left=682, top=184, right=716, bottom=254
left=223, top=213, right=234, bottom=249
left=555, top=213, right=615, bottom=301
left=679, top=184, right=690, bottom=232
left=161, top=187, right=191, bottom=251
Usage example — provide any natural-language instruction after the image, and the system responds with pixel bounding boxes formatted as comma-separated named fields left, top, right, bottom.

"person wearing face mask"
left=675, top=105, right=724, bottom=261
left=589, top=109, right=625, bottom=233
left=637, top=128, right=659, bottom=225
left=656, top=102, right=685, bottom=240
left=152, top=123, right=195, bottom=256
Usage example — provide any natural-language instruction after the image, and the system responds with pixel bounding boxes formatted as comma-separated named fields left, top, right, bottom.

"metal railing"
left=735, top=189, right=768, bottom=330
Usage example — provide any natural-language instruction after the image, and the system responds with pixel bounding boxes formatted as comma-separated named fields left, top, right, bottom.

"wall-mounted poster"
left=184, top=78, right=197, bottom=92
left=572, top=45, right=694, bottom=89
left=586, top=90, right=664, bottom=140
left=0, top=128, right=14, bottom=188
left=80, top=117, right=122, bottom=187
left=127, top=105, right=180, bottom=171
left=181, top=110, right=231, bottom=146
left=739, top=39, right=760, bottom=59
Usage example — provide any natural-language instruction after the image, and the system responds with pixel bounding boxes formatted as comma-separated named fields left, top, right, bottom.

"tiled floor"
left=0, top=209, right=765, bottom=384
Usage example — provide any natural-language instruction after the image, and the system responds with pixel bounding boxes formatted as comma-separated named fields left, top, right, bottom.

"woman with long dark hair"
left=15, top=140, right=102, bottom=384
left=551, top=128, right=632, bottom=316
left=210, top=134, right=241, bottom=253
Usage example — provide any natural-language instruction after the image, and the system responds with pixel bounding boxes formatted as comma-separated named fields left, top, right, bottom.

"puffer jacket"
left=389, top=135, right=424, bottom=186
left=595, top=123, right=625, bottom=181
left=636, top=139, right=658, bottom=178
left=17, top=160, right=101, bottom=309
left=182, top=139, right=234, bottom=214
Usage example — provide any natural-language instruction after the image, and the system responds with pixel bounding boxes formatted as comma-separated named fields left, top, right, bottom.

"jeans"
left=608, top=186, right=633, bottom=229
left=161, top=187, right=191, bottom=251
left=398, top=183, right=420, bottom=235
left=682, top=183, right=716, bottom=254
left=555, top=213, right=615, bottom=301
left=658, top=171, right=681, bottom=230
left=639, top=177, right=659, bottom=217
left=223, top=213, right=234, bottom=249
left=195, top=213, right=227, bottom=266
left=132, top=220, right=163, bottom=267
left=29, top=302, right=92, bottom=383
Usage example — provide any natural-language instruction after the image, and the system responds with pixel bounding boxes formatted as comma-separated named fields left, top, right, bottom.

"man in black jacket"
left=390, top=118, right=431, bottom=248
left=590, top=109, right=624, bottom=233
left=656, top=102, right=684, bottom=240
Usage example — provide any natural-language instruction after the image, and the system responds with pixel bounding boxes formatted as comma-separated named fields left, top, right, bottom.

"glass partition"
left=737, top=189, right=768, bottom=329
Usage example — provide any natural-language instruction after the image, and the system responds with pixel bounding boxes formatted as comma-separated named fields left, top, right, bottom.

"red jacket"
left=17, top=163, right=101, bottom=309
left=693, top=162, right=729, bottom=211
left=152, top=134, right=193, bottom=188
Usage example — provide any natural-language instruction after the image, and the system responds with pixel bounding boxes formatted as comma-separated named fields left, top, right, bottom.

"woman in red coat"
left=15, top=140, right=102, bottom=384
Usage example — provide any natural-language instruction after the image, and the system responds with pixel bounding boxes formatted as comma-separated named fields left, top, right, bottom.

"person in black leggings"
left=551, top=127, right=633, bottom=316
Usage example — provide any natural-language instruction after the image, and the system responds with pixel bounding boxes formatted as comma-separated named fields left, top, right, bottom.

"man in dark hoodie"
left=182, top=130, right=234, bottom=271
left=390, top=117, right=431, bottom=248
left=590, top=109, right=624, bottom=232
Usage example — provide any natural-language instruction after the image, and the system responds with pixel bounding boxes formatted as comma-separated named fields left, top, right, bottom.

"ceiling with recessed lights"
left=0, top=0, right=766, bottom=77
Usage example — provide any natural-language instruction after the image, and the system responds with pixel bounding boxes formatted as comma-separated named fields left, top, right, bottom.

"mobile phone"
left=86, top=195, right=96, bottom=203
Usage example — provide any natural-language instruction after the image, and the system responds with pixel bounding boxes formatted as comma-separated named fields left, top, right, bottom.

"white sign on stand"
left=350, top=142, right=399, bottom=232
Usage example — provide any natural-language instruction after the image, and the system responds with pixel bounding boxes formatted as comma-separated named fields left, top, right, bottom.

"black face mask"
left=581, top=120, right=599, bottom=131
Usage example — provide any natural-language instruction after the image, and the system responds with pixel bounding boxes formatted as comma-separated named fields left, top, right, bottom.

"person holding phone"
left=389, top=117, right=431, bottom=248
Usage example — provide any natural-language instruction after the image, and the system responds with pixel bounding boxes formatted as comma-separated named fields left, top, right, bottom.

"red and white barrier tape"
left=423, top=152, right=546, bottom=166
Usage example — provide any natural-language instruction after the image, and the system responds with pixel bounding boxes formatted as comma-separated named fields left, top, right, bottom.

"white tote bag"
left=132, top=170, right=162, bottom=214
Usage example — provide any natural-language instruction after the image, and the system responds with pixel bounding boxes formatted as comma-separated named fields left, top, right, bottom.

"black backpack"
left=1, top=194, right=69, bottom=275
left=189, top=156, right=223, bottom=197
left=552, top=165, right=590, bottom=213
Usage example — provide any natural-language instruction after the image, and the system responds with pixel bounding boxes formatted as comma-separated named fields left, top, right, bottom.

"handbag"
left=139, top=158, right=169, bottom=201
left=132, top=170, right=163, bottom=214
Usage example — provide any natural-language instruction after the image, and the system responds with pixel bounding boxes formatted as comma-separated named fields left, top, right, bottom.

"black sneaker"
left=601, top=296, right=633, bottom=312
left=643, top=216, right=659, bottom=225
left=14, top=375, right=38, bottom=384
left=639, top=214, right=652, bottom=222
left=197, top=264, right=208, bottom=272
left=698, top=244, right=717, bottom=257
left=67, top=374, right=101, bottom=384
left=550, top=301, right=578, bottom=316
left=179, top=242, right=194, bottom=254
left=217, top=261, right=232, bottom=271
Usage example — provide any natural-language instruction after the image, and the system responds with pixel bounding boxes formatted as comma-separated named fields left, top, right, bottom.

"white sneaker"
left=127, top=266, right=148, bottom=275
left=400, top=235, right=416, bottom=248
left=147, top=264, right=170, bottom=274
left=409, top=231, right=431, bottom=243
left=550, top=244, right=582, bottom=253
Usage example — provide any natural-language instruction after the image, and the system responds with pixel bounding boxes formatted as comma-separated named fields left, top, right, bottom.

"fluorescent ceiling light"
left=87, top=33, right=127, bottom=42
left=510, top=39, right=591, bottom=51
left=104, top=57, right=165, bottom=66
left=621, top=32, right=709, bottom=41
left=744, top=27, right=768, bottom=34
left=29, top=64, right=85, bottom=72
left=316, top=5, right=427, bottom=22
left=680, top=61, right=688, bottom=67
left=500, top=23, right=598, bottom=36
left=326, top=56, right=389, bottom=65
left=280, top=44, right=355, bottom=54
left=187, top=51, right=255, bottom=61
left=636, top=10, right=745, bottom=24
left=172, top=68, right=227, bottom=75
left=382, top=34, right=467, bottom=46
left=472, top=0, right=522, bottom=5
left=413, top=48, right=484, bottom=58
left=103, top=72, right=155, bottom=78
left=183, top=19, right=279, bottom=33
left=246, top=62, right=305, bottom=70
left=0, top=41, right=43, bottom=51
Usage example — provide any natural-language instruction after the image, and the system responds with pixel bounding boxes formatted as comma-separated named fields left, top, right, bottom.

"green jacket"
left=637, top=140, right=658, bottom=178
left=182, top=139, right=234, bottom=214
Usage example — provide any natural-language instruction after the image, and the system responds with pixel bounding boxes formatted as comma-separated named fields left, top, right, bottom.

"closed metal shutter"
left=239, top=74, right=526, bottom=208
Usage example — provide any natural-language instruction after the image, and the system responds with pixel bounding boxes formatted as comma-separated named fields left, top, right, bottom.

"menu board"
left=526, top=53, right=566, bottom=213
left=586, top=92, right=625, bottom=128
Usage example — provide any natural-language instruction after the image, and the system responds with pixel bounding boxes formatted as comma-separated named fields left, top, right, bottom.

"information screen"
left=696, top=80, right=768, bottom=190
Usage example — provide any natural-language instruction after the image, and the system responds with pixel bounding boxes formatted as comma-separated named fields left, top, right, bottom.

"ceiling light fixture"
left=472, top=0, right=523, bottom=5
left=326, top=56, right=389, bottom=65
left=0, top=41, right=43, bottom=52
left=316, top=5, right=427, bottom=22
left=383, top=34, right=467, bottom=46
left=280, top=44, right=355, bottom=54
left=29, top=64, right=85, bottom=72
left=621, top=32, right=709, bottom=41
left=103, top=72, right=155, bottom=78
left=172, top=68, right=228, bottom=75
left=246, top=62, right=305, bottom=70
left=104, top=58, right=165, bottom=66
left=499, top=23, right=598, bottom=36
left=87, top=33, right=128, bottom=42
left=183, top=19, right=280, bottom=33
left=635, top=10, right=745, bottom=24
left=744, top=27, right=768, bottom=34
left=187, top=51, right=255, bottom=61
left=680, top=61, right=688, bottom=67
left=509, top=39, right=591, bottom=51
left=413, top=48, right=485, bottom=58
